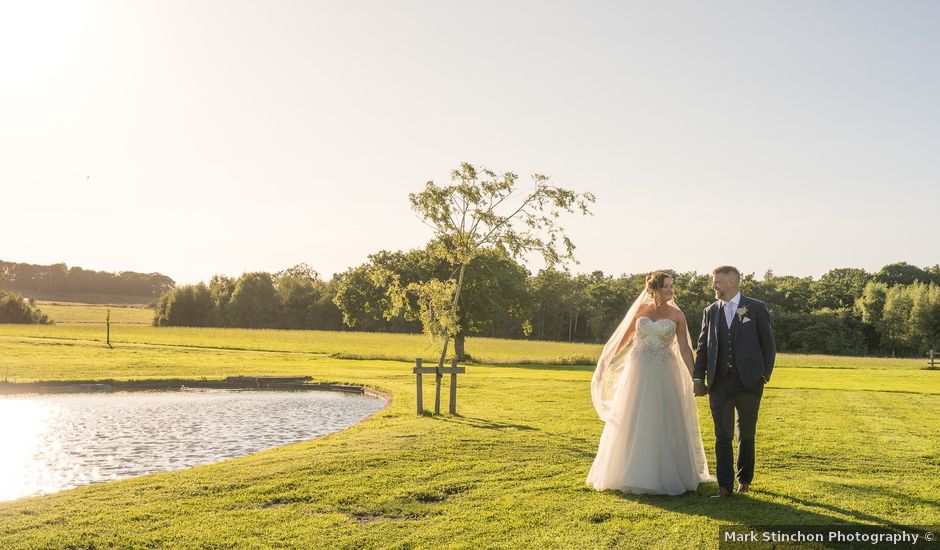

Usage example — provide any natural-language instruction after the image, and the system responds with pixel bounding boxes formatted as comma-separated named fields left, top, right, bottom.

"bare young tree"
left=379, top=162, right=595, bottom=364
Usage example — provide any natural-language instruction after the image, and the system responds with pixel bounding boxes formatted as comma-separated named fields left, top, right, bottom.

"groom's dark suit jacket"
left=693, top=295, right=776, bottom=390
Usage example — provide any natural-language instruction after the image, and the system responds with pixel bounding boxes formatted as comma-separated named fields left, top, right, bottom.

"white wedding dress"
left=586, top=316, right=712, bottom=495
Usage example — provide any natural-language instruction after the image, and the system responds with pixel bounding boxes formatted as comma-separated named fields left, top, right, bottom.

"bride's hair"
left=645, top=271, right=673, bottom=307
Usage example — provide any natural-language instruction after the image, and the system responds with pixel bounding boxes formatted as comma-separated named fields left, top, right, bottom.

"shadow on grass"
left=605, top=487, right=938, bottom=549
left=475, top=363, right=595, bottom=372
left=429, top=414, right=540, bottom=431
left=756, top=489, right=898, bottom=525
left=609, top=483, right=903, bottom=528
left=821, top=481, right=940, bottom=511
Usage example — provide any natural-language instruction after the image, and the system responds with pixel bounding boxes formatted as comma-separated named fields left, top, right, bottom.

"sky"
left=2, top=1, right=938, bottom=285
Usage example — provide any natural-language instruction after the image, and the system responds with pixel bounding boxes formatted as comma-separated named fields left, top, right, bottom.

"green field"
left=0, top=307, right=938, bottom=548
left=37, top=302, right=155, bottom=325
left=0, top=288, right=157, bottom=306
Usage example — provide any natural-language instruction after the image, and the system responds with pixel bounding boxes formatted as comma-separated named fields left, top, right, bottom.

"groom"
left=693, top=266, right=776, bottom=499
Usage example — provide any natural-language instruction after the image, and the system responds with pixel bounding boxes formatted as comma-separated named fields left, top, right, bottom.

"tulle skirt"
left=586, top=345, right=712, bottom=495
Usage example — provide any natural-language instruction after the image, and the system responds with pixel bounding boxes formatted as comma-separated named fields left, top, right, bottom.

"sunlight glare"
left=0, top=1, right=91, bottom=108
left=0, top=399, right=58, bottom=500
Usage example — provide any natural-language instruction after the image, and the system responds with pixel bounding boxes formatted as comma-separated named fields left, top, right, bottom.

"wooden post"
left=106, top=309, right=112, bottom=349
left=930, top=350, right=936, bottom=369
left=449, top=358, right=458, bottom=414
left=434, top=361, right=442, bottom=415
left=415, top=358, right=423, bottom=414
left=413, top=361, right=464, bottom=416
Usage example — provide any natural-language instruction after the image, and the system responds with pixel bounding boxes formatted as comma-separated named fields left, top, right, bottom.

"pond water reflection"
left=0, top=390, right=385, bottom=502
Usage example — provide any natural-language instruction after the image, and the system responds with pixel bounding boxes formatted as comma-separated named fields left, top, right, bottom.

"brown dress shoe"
left=738, top=483, right=750, bottom=493
left=711, top=487, right=732, bottom=499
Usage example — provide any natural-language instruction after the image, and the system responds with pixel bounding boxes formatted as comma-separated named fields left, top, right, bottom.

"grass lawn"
left=36, top=303, right=155, bottom=325
left=0, top=315, right=937, bottom=548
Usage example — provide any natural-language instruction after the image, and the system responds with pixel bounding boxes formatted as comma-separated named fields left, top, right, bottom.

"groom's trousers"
left=709, top=369, right=764, bottom=491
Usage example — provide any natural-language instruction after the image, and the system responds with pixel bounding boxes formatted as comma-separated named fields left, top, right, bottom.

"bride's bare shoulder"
left=668, top=305, right=687, bottom=323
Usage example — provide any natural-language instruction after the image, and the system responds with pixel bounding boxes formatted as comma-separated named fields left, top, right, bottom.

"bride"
left=586, top=271, right=712, bottom=495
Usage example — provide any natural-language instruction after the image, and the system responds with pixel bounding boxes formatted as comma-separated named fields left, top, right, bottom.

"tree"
left=773, top=309, right=866, bottom=355
left=208, top=275, right=236, bottom=326
left=452, top=248, right=532, bottom=350
left=909, top=282, right=940, bottom=354
left=46, top=263, right=68, bottom=292
left=855, top=280, right=890, bottom=353
left=743, top=273, right=814, bottom=315
left=873, top=262, right=931, bottom=287
left=389, top=163, right=595, bottom=363
left=275, top=263, right=319, bottom=283
left=275, top=266, right=341, bottom=330
left=153, top=284, right=216, bottom=326
left=880, top=285, right=916, bottom=355
left=672, top=271, right=713, bottom=340
left=368, top=248, right=444, bottom=334
left=812, top=268, right=871, bottom=310
left=927, top=265, right=940, bottom=286
left=0, top=290, right=51, bottom=324
left=227, top=273, right=279, bottom=328
left=335, top=244, right=533, bottom=350
left=277, top=276, right=319, bottom=329
left=309, top=277, right=346, bottom=330
left=530, top=268, right=576, bottom=341
left=334, top=262, right=422, bottom=333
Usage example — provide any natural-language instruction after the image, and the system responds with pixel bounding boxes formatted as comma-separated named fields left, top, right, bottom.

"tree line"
left=153, top=264, right=343, bottom=330
left=153, top=247, right=940, bottom=359
left=0, top=260, right=175, bottom=299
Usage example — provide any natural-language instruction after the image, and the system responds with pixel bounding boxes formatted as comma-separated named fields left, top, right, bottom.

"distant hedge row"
left=0, top=260, right=174, bottom=299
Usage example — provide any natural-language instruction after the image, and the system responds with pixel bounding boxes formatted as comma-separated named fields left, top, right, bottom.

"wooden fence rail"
left=413, top=358, right=465, bottom=415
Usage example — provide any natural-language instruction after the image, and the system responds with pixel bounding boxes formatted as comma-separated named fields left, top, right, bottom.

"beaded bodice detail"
left=634, top=316, right=677, bottom=356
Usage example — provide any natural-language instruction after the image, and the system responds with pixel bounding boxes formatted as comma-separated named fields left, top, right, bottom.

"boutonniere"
left=736, top=307, right=748, bottom=321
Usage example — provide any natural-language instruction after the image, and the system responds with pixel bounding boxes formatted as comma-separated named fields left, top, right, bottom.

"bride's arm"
left=675, top=313, right=695, bottom=376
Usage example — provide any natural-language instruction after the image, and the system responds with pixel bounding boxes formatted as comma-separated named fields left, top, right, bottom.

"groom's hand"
left=693, top=379, right=707, bottom=397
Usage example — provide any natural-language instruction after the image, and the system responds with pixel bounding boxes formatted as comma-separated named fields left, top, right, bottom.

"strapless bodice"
left=635, top=316, right=676, bottom=352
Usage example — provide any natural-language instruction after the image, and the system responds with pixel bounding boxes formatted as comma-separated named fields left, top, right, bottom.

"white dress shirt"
left=720, top=292, right=742, bottom=329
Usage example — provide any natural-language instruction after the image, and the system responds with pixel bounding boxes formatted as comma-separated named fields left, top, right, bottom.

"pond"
left=0, top=389, right=386, bottom=502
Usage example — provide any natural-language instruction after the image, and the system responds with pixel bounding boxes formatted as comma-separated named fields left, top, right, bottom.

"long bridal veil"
left=589, top=289, right=711, bottom=487
left=591, top=289, right=695, bottom=422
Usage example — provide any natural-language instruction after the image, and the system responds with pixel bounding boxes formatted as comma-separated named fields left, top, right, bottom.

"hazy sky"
left=2, top=1, right=938, bottom=285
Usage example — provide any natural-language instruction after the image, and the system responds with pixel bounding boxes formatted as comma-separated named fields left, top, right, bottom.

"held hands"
left=693, top=379, right=708, bottom=397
